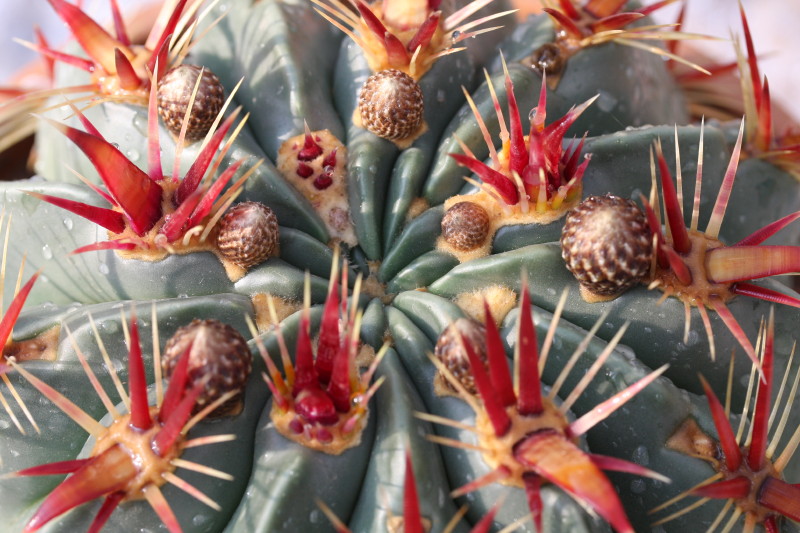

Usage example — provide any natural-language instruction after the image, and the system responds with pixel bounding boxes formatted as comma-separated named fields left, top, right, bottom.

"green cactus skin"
left=492, top=14, right=689, bottom=135
left=2, top=0, right=800, bottom=532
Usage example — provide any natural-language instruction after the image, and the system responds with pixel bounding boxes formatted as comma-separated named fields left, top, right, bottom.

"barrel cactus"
left=1, top=0, right=799, bottom=532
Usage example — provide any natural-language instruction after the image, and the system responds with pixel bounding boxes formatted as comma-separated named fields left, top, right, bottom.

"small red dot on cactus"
left=316, top=428, right=333, bottom=443
left=297, top=163, right=314, bottom=178
left=314, top=172, right=334, bottom=190
left=289, top=418, right=304, bottom=434
left=298, top=134, right=324, bottom=161
left=295, top=388, right=339, bottom=425
left=322, top=148, right=337, bottom=168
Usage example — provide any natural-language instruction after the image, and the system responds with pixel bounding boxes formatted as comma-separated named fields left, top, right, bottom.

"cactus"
left=1, top=0, right=800, bottom=532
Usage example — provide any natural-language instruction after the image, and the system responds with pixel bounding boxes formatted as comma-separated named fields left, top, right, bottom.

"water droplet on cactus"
left=596, top=90, right=618, bottom=113
left=126, top=149, right=140, bottom=162
left=41, top=244, right=52, bottom=260
left=192, top=513, right=210, bottom=526
left=630, top=478, right=646, bottom=494
left=308, top=509, right=320, bottom=523
left=20, top=193, right=40, bottom=214
left=632, top=445, right=649, bottom=466
left=62, top=217, right=73, bottom=230
left=98, top=263, right=109, bottom=275
left=437, top=89, right=446, bottom=103
left=0, top=419, right=10, bottom=430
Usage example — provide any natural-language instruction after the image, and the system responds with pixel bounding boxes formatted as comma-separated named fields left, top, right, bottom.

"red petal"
left=759, top=477, right=800, bottom=522
left=23, top=446, right=136, bottom=532
left=693, top=476, right=751, bottom=500
left=159, top=341, right=194, bottom=423
left=655, top=144, right=690, bottom=254
left=739, top=6, right=762, bottom=111
left=483, top=300, right=516, bottom=408
left=186, top=160, right=245, bottom=228
left=698, top=374, right=742, bottom=472
left=462, top=333, right=511, bottom=437
left=523, top=474, right=543, bottom=533
left=706, top=245, right=800, bottom=283
left=449, top=153, right=518, bottom=204
left=152, top=381, right=205, bottom=456
left=543, top=8, right=582, bottom=40
left=114, top=48, right=141, bottom=91
left=735, top=211, right=800, bottom=247
left=747, top=310, right=773, bottom=471
left=174, top=111, right=238, bottom=206
left=504, top=70, right=527, bottom=178
left=26, top=191, right=125, bottom=234
left=16, top=458, right=89, bottom=477
left=384, top=32, right=410, bottom=68
left=292, top=311, right=319, bottom=395
left=403, top=452, right=424, bottom=533
left=47, top=119, right=162, bottom=235
left=71, top=240, right=137, bottom=255
left=47, top=0, right=130, bottom=74
left=732, top=282, right=800, bottom=308
left=516, top=288, right=543, bottom=416
left=109, top=0, right=130, bottom=46
left=22, top=41, right=94, bottom=72
left=160, top=189, right=203, bottom=243
left=127, top=317, right=153, bottom=431
left=87, top=492, right=124, bottom=533
left=514, top=430, right=634, bottom=533
left=583, top=0, right=628, bottom=19
left=316, top=270, right=341, bottom=386
left=355, top=1, right=389, bottom=41
left=406, top=11, right=440, bottom=53
left=589, top=12, right=644, bottom=33
left=145, top=0, right=189, bottom=76
left=0, top=272, right=39, bottom=349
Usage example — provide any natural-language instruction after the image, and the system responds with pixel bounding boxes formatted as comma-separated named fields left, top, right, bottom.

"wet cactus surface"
left=0, top=0, right=799, bottom=532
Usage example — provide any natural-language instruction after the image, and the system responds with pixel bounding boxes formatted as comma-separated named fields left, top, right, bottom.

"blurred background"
left=1, top=0, right=799, bottom=123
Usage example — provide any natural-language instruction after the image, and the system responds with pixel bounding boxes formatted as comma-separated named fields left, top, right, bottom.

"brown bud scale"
left=358, top=69, right=423, bottom=141
left=435, top=318, right=488, bottom=395
left=442, top=201, right=491, bottom=251
left=162, top=319, right=252, bottom=417
left=216, top=202, right=279, bottom=271
left=157, top=64, right=225, bottom=143
left=561, top=194, right=653, bottom=297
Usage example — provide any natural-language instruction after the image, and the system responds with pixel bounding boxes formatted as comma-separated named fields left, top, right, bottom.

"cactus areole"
left=1, top=0, right=800, bottom=533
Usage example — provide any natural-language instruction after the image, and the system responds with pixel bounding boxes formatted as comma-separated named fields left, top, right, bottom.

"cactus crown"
left=451, top=62, right=593, bottom=217
left=257, top=257, right=385, bottom=454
